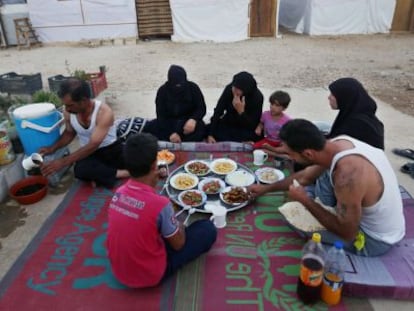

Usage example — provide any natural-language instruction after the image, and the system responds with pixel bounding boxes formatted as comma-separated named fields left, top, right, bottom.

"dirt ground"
left=1, top=32, right=414, bottom=310
left=1, top=31, right=413, bottom=117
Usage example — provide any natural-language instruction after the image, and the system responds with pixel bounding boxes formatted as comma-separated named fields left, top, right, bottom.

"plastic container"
left=297, top=232, right=326, bottom=304
left=321, top=241, right=347, bottom=305
left=9, top=175, right=48, bottom=205
left=0, top=120, right=16, bottom=165
left=0, top=72, right=42, bottom=95
left=48, top=75, right=71, bottom=94
left=12, top=103, right=63, bottom=156
left=88, top=71, right=107, bottom=98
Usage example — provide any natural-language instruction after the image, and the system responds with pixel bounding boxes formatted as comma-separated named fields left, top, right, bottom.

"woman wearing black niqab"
left=144, top=65, right=207, bottom=142
left=207, top=71, right=264, bottom=143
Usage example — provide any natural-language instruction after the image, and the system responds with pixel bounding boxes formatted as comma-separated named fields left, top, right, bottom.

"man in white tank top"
left=248, top=119, right=405, bottom=257
left=39, top=78, right=129, bottom=187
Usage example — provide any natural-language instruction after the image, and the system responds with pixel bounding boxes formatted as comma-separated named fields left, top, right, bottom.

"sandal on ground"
left=400, top=162, right=414, bottom=174
left=392, top=148, right=414, bottom=160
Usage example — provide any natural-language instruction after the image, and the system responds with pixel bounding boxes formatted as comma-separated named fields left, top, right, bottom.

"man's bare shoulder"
left=96, top=101, right=114, bottom=123
left=333, top=155, right=366, bottom=187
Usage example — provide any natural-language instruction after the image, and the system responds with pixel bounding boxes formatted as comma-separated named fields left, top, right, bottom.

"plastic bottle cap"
left=334, top=241, right=344, bottom=249
left=312, top=233, right=321, bottom=243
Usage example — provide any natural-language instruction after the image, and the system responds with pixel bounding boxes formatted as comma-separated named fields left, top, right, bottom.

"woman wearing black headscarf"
left=144, top=65, right=207, bottom=142
left=207, top=71, right=264, bottom=143
left=311, top=77, right=385, bottom=207
left=327, top=77, right=384, bottom=149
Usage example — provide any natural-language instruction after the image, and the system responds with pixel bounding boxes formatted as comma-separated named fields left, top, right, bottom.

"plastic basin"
left=9, top=175, right=48, bottom=205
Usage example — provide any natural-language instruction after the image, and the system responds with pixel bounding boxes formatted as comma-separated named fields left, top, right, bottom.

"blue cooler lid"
left=13, top=103, right=56, bottom=119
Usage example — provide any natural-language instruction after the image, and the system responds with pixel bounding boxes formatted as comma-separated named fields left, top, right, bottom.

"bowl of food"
left=220, top=186, right=250, bottom=206
left=210, top=158, right=237, bottom=175
left=157, top=149, right=175, bottom=165
left=225, top=170, right=255, bottom=187
left=255, top=167, right=285, bottom=184
left=184, top=160, right=210, bottom=176
left=9, top=175, right=48, bottom=205
left=169, top=173, right=199, bottom=190
left=178, top=189, right=207, bottom=208
left=198, top=177, right=226, bottom=194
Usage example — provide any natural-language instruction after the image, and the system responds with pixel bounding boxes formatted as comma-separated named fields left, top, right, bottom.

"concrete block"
left=0, top=153, right=25, bottom=202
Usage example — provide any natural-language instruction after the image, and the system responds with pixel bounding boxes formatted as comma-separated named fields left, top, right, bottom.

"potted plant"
left=31, top=90, right=63, bottom=109
left=47, top=62, right=108, bottom=98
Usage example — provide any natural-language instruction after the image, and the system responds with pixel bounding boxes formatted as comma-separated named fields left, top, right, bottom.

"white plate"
left=255, top=167, right=285, bottom=184
left=184, top=160, right=210, bottom=176
left=210, top=158, right=237, bottom=175
left=225, top=170, right=255, bottom=187
left=219, top=186, right=249, bottom=206
left=169, top=173, right=199, bottom=190
left=198, top=177, right=226, bottom=194
left=178, top=190, right=207, bottom=208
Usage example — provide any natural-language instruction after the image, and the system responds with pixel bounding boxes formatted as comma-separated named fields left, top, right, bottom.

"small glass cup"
left=158, top=160, right=169, bottom=178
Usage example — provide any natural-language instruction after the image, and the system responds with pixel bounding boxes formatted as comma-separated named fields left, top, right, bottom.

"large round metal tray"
left=165, top=160, right=256, bottom=213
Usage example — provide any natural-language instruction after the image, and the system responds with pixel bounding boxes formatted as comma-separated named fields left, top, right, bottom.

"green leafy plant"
left=0, top=94, right=26, bottom=114
left=64, top=60, right=88, bottom=81
left=32, top=90, right=62, bottom=108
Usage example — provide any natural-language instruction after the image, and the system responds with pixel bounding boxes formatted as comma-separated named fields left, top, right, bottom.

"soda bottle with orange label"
left=321, top=241, right=347, bottom=305
left=296, top=233, right=326, bottom=304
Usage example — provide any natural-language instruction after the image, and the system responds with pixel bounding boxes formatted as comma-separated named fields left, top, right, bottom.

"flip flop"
left=401, top=163, right=414, bottom=174
left=392, top=148, right=414, bottom=160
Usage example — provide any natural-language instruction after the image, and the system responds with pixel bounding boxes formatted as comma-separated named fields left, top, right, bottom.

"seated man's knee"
left=198, top=219, right=218, bottom=247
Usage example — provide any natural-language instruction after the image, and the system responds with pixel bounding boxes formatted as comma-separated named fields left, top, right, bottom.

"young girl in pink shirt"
left=253, top=90, right=291, bottom=149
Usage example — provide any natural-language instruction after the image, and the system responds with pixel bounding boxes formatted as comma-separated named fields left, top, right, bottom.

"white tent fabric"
left=170, top=0, right=250, bottom=42
left=27, top=0, right=138, bottom=42
left=279, top=0, right=396, bottom=35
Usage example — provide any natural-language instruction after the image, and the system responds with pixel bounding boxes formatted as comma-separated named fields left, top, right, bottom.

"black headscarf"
left=155, top=65, right=206, bottom=122
left=232, top=71, right=257, bottom=96
left=167, top=65, right=188, bottom=94
left=328, top=77, right=384, bottom=149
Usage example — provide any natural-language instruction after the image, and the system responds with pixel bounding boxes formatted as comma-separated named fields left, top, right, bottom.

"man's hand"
left=247, top=184, right=269, bottom=200
left=288, top=183, right=311, bottom=205
left=207, top=135, right=216, bottom=144
left=183, top=119, right=196, bottom=135
left=40, top=159, right=65, bottom=177
left=169, top=132, right=182, bottom=143
left=38, top=146, right=55, bottom=156
left=232, top=95, right=245, bottom=114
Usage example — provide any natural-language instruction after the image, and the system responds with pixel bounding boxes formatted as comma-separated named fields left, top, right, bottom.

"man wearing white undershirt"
left=40, top=78, right=129, bottom=187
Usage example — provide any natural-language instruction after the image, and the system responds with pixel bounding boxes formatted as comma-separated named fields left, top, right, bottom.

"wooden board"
left=0, top=14, right=7, bottom=48
left=391, top=0, right=414, bottom=31
left=135, top=0, right=173, bottom=38
left=249, top=0, right=277, bottom=37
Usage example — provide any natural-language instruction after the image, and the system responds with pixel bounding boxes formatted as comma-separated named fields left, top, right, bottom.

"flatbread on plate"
left=279, top=199, right=336, bottom=233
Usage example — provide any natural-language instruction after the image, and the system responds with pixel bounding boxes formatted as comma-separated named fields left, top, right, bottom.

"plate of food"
left=184, top=160, right=210, bottom=176
left=198, top=177, right=226, bottom=194
left=225, top=170, right=256, bottom=187
left=255, top=167, right=285, bottom=184
left=178, top=190, right=207, bottom=208
left=157, top=149, right=175, bottom=165
left=210, top=158, right=237, bottom=175
left=220, top=186, right=250, bottom=206
left=169, top=173, right=199, bottom=190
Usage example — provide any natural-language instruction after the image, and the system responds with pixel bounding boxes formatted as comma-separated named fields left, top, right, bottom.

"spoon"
left=175, top=204, right=190, bottom=218
left=183, top=207, right=196, bottom=226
